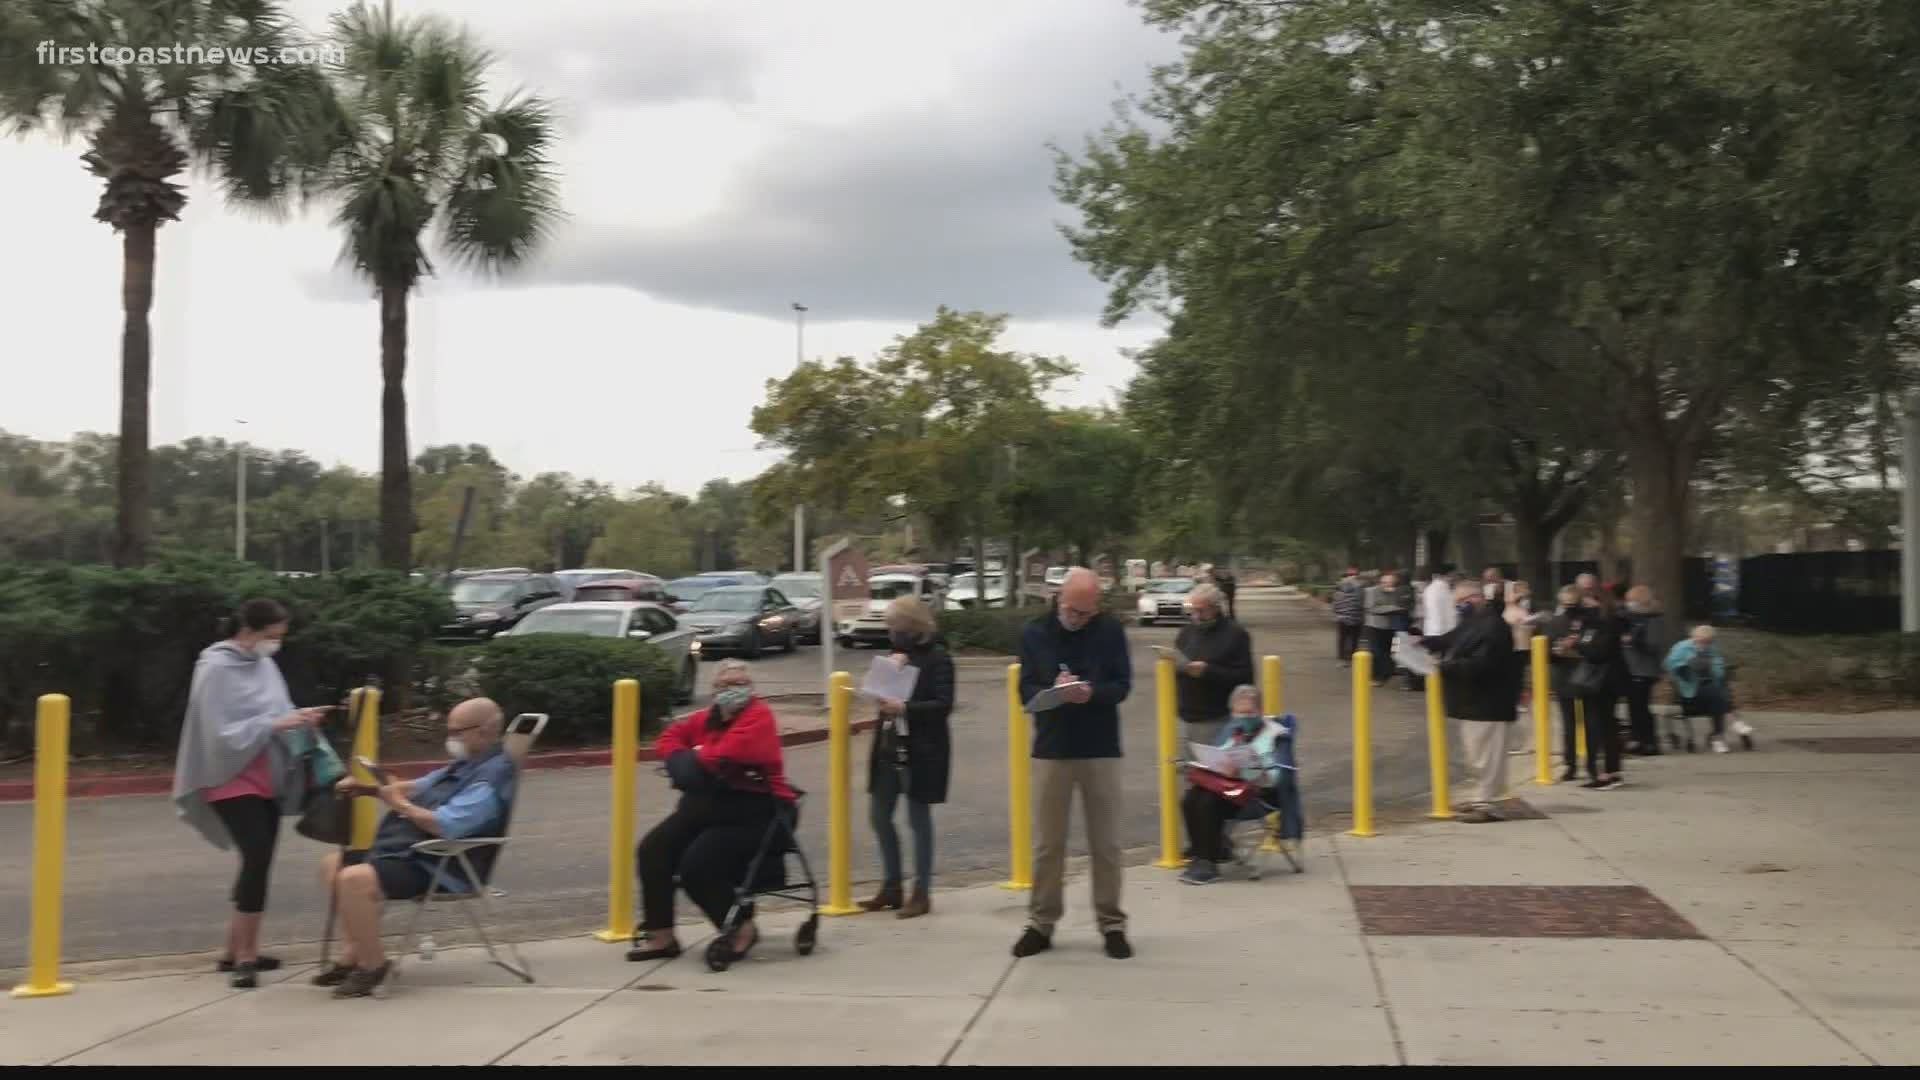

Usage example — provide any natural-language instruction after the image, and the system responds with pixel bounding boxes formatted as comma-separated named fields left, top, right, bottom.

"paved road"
left=0, top=590, right=1435, bottom=970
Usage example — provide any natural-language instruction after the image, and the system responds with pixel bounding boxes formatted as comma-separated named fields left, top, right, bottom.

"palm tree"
left=316, top=0, right=561, bottom=571
left=0, top=0, right=333, bottom=565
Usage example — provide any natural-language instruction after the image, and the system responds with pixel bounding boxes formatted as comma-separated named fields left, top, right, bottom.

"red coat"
left=655, top=697, right=795, bottom=801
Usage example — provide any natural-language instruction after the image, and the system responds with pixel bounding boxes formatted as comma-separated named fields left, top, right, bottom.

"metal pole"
left=592, top=679, right=640, bottom=942
left=12, top=695, right=73, bottom=998
left=792, top=301, right=809, bottom=577
left=1903, top=390, right=1920, bottom=632
left=794, top=505, right=805, bottom=575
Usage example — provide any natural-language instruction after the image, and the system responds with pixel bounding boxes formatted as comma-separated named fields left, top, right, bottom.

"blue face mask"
left=1455, top=601, right=1473, bottom=615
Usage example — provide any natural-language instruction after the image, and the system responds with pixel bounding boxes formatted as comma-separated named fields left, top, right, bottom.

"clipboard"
left=1024, top=681, right=1091, bottom=713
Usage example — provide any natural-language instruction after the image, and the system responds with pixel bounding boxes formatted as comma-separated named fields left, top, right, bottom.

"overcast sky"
left=0, top=0, right=1174, bottom=494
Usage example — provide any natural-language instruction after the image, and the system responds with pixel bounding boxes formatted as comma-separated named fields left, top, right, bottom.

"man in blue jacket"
left=1012, top=567, right=1134, bottom=960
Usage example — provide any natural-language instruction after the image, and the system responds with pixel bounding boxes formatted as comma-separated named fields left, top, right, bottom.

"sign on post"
left=820, top=539, right=869, bottom=691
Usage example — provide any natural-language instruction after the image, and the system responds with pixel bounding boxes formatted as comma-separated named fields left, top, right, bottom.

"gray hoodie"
left=171, top=641, right=305, bottom=849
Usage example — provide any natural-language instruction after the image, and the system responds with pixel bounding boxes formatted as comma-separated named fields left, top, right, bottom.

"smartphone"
left=353, top=755, right=393, bottom=785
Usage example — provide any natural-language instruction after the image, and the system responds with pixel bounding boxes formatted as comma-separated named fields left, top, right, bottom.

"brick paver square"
left=1350, top=885, right=1704, bottom=939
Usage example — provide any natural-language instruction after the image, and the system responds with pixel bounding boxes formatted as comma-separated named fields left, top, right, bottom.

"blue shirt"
left=407, top=761, right=510, bottom=839
left=370, top=748, right=516, bottom=889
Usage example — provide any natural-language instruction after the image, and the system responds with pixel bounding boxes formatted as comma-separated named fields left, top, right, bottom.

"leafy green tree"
left=315, top=0, right=562, bottom=571
left=0, top=0, right=336, bottom=565
left=588, top=488, right=694, bottom=578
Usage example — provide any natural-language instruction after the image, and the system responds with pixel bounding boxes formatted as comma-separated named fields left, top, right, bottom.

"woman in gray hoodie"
left=171, top=598, right=330, bottom=988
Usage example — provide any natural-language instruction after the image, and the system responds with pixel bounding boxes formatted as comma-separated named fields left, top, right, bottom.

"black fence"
left=1737, top=551, right=1900, bottom=634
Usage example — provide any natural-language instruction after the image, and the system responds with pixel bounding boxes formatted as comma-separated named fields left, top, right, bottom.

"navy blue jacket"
left=1019, top=612, right=1132, bottom=759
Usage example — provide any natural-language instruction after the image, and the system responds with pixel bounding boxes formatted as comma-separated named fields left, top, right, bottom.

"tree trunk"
left=1456, top=518, right=1487, bottom=575
left=1625, top=424, right=1696, bottom=618
left=1513, top=516, right=1555, bottom=597
left=1422, top=527, right=1449, bottom=571
left=320, top=519, right=331, bottom=574
left=377, top=284, right=413, bottom=571
left=112, top=223, right=156, bottom=567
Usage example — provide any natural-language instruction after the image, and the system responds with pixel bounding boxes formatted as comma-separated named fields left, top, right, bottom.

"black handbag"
left=293, top=746, right=352, bottom=845
left=1569, top=661, right=1609, bottom=696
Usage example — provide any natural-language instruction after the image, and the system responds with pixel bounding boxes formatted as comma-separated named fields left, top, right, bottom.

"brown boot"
left=858, top=884, right=903, bottom=912
left=897, top=887, right=931, bottom=919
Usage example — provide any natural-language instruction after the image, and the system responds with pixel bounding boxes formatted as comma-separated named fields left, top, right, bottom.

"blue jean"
left=870, top=766, right=934, bottom=892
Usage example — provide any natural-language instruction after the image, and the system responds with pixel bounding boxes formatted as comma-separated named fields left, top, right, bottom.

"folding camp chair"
left=389, top=712, right=547, bottom=987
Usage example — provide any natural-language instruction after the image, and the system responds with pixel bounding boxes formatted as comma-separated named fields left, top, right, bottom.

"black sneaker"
left=331, top=961, right=391, bottom=999
left=229, top=962, right=259, bottom=990
left=1012, top=926, right=1052, bottom=958
left=310, top=963, right=354, bottom=988
left=1103, top=930, right=1133, bottom=960
left=1559, top=769, right=1578, bottom=783
left=1598, top=778, right=1625, bottom=791
left=1580, top=779, right=1606, bottom=789
left=218, top=955, right=281, bottom=973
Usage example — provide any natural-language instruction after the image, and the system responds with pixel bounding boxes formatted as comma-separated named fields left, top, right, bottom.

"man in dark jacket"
left=1331, top=567, right=1365, bottom=664
left=1013, top=568, right=1133, bottom=961
left=1173, top=583, right=1254, bottom=743
left=1213, top=565, right=1238, bottom=619
left=1542, top=585, right=1590, bottom=781
left=1423, top=582, right=1513, bottom=823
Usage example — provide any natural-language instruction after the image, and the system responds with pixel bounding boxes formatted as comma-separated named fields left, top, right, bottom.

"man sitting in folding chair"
left=313, top=697, right=521, bottom=998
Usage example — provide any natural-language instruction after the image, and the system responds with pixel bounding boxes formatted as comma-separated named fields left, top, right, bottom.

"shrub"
left=937, top=607, right=1036, bottom=654
left=468, top=635, right=680, bottom=743
left=0, top=552, right=451, bottom=754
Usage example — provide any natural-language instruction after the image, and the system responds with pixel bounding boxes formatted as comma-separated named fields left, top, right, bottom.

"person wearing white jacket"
left=1422, top=564, right=1459, bottom=638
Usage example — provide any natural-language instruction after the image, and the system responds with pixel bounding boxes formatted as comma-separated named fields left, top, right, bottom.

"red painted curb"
left=0, top=718, right=878, bottom=803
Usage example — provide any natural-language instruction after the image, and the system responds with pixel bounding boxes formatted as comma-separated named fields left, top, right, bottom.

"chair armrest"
left=411, top=837, right=507, bottom=856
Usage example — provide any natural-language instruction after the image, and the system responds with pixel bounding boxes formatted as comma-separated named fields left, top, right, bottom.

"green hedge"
left=0, top=552, right=450, bottom=753
left=938, top=599, right=1136, bottom=655
left=469, top=635, right=680, bottom=744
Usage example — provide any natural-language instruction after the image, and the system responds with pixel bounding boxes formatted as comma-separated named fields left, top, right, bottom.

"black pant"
left=1684, top=684, right=1732, bottom=737
left=1558, top=688, right=1580, bottom=771
left=1181, top=785, right=1240, bottom=863
left=1581, top=690, right=1622, bottom=778
left=637, top=790, right=779, bottom=932
left=1626, top=676, right=1658, bottom=751
left=1364, top=627, right=1395, bottom=681
left=1222, top=587, right=1237, bottom=620
left=1336, top=622, right=1363, bottom=662
left=211, top=795, right=280, bottom=914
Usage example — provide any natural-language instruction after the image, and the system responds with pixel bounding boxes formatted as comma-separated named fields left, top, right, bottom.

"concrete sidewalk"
left=7, top=707, right=1916, bottom=1065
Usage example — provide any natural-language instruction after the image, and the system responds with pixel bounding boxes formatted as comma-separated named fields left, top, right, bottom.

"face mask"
left=1484, top=583, right=1499, bottom=600
left=255, top=639, right=282, bottom=659
left=1191, top=608, right=1217, bottom=625
left=1628, top=601, right=1648, bottom=614
left=713, top=687, right=753, bottom=715
left=444, top=738, right=470, bottom=761
left=889, top=631, right=917, bottom=652
left=1455, top=600, right=1473, bottom=615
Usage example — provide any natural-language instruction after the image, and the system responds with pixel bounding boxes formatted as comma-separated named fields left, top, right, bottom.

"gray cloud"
left=538, top=4, right=1179, bottom=321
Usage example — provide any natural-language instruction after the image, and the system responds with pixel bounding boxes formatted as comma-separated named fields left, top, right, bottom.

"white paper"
left=1394, top=632, right=1435, bottom=676
left=860, top=656, right=920, bottom=703
left=1189, top=742, right=1254, bottom=774
left=1025, top=681, right=1091, bottom=713
left=1153, top=645, right=1192, bottom=667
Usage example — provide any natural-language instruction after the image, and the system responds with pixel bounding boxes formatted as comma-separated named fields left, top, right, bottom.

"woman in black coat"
left=859, top=595, right=955, bottom=918
left=1574, top=590, right=1629, bottom=789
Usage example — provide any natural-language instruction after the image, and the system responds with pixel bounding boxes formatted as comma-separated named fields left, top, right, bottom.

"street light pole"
left=791, top=302, right=809, bottom=574
left=234, top=419, right=249, bottom=561
left=1903, top=390, right=1920, bottom=632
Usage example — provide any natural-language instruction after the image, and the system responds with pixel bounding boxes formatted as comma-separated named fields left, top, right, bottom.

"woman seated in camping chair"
left=629, top=659, right=796, bottom=964
left=1180, top=685, right=1291, bottom=885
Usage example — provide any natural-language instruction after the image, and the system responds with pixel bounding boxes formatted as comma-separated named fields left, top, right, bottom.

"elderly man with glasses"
left=311, top=697, right=516, bottom=998
left=1012, top=567, right=1134, bottom=961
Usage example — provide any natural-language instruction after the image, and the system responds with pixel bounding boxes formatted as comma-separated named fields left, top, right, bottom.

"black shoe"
left=218, top=954, right=281, bottom=973
left=1103, top=930, right=1133, bottom=960
left=626, top=932, right=683, bottom=963
left=1012, top=927, right=1052, bottom=958
left=229, top=962, right=259, bottom=990
left=1580, top=779, right=1606, bottom=789
left=331, top=961, right=391, bottom=999
left=1559, top=768, right=1578, bottom=783
left=310, top=963, right=354, bottom=987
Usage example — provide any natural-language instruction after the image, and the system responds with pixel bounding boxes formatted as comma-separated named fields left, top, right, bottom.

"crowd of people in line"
left=1329, top=563, right=1753, bottom=823
left=174, top=566, right=1286, bottom=995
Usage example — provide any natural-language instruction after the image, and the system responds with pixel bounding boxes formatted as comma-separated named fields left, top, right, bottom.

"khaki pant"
left=1029, top=757, right=1126, bottom=934
left=1459, top=720, right=1512, bottom=807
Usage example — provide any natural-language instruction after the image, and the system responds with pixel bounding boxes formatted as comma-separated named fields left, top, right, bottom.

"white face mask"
left=255, top=639, right=282, bottom=659
left=444, top=737, right=470, bottom=761
left=1483, top=582, right=1499, bottom=600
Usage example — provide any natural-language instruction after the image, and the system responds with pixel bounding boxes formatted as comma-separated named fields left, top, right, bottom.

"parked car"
left=692, top=569, right=768, bottom=586
left=554, top=567, right=644, bottom=596
left=1135, top=578, right=1196, bottom=626
left=569, top=574, right=671, bottom=605
left=944, top=572, right=1009, bottom=610
left=439, top=572, right=567, bottom=640
left=503, top=600, right=699, bottom=704
left=678, top=585, right=802, bottom=657
left=838, top=572, right=943, bottom=648
left=769, top=571, right=825, bottom=644
left=663, top=575, right=754, bottom=611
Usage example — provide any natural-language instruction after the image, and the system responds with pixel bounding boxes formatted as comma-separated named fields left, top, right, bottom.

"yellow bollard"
left=1532, top=637, right=1552, bottom=785
left=1000, top=663, right=1033, bottom=890
left=1260, top=654, right=1284, bottom=851
left=593, top=679, right=640, bottom=942
left=1349, top=651, right=1376, bottom=837
left=1262, top=654, right=1282, bottom=714
left=820, top=671, right=859, bottom=915
left=12, top=694, right=74, bottom=998
left=1154, top=655, right=1183, bottom=869
left=349, top=686, right=381, bottom=850
left=1575, top=697, right=1588, bottom=763
left=1425, top=667, right=1451, bottom=819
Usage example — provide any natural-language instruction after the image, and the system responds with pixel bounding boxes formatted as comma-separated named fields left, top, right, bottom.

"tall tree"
left=315, top=0, right=561, bottom=571
left=0, top=0, right=335, bottom=565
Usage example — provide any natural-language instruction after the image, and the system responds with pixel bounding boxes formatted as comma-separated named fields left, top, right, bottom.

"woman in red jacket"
left=628, top=659, right=795, bottom=963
